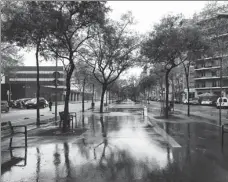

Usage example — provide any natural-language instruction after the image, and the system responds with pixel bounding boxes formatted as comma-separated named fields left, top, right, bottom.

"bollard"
left=143, top=106, right=148, bottom=117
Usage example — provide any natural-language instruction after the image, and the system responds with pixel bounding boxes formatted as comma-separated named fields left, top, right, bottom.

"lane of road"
left=148, top=101, right=228, bottom=120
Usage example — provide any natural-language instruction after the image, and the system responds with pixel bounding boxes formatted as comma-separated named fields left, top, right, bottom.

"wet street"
left=2, top=101, right=228, bottom=182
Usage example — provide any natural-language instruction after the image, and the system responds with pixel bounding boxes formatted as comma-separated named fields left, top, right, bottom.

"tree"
left=74, top=61, right=98, bottom=112
left=138, top=74, right=157, bottom=103
left=141, top=14, right=184, bottom=118
left=2, top=1, right=54, bottom=125
left=42, top=1, right=108, bottom=131
left=79, top=12, right=140, bottom=113
left=178, top=21, right=209, bottom=116
left=1, top=42, right=24, bottom=78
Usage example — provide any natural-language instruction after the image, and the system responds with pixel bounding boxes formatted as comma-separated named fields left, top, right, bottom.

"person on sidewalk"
left=49, top=99, right=53, bottom=111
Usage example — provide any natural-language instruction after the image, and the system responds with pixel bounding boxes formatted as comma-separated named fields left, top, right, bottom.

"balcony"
left=194, top=66, right=220, bottom=71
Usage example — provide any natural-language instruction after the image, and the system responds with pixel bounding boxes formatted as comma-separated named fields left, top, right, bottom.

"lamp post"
left=55, top=56, right=58, bottom=124
left=91, top=83, right=95, bottom=109
left=217, top=13, right=228, bottom=126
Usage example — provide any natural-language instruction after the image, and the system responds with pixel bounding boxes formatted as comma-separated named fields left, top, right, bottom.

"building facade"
left=194, top=6, right=228, bottom=98
left=1, top=66, right=97, bottom=102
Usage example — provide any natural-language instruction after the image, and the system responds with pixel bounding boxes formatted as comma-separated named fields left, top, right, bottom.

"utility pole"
left=55, top=56, right=58, bottom=124
left=91, top=84, right=95, bottom=109
left=219, top=57, right=223, bottom=126
left=216, top=13, right=228, bottom=126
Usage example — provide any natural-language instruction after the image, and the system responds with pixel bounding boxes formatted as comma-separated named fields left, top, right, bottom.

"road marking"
left=147, top=115, right=181, bottom=148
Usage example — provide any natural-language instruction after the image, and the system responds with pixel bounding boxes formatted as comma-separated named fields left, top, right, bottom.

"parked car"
left=183, top=98, right=199, bottom=105
left=201, top=99, right=213, bottom=105
left=1, top=101, right=9, bottom=112
left=8, top=100, right=15, bottom=108
left=14, top=98, right=32, bottom=108
left=216, top=97, right=228, bottom=109
left=25, top=97, right=48, bottom=109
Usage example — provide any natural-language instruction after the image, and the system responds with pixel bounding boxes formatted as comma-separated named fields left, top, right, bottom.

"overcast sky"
left=21, top=1, right=209, bottom=78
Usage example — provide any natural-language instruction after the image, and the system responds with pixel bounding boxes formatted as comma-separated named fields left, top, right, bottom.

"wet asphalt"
left=2, top=100, right=228, bottom=182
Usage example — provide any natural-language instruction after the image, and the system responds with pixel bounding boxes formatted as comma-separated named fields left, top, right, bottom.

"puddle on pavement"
left=3, top=105, right=228, bottom=182
left=1, top=107, right=175, bottom=182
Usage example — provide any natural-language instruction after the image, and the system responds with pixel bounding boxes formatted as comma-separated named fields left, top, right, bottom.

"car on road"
left=1, top=101, right=9, bottom=112
left=201, top=99, right=213, bottom=105
left=13, top=98, right=32, bottom=108
left=183, top=98, right=199, bottom=105
left=216, top=97, right=228, bottom=109
left=25, top=97, right=48, bottom=109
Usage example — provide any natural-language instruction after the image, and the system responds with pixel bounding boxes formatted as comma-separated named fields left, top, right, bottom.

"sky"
left=21, top=1, right=209, bottom=78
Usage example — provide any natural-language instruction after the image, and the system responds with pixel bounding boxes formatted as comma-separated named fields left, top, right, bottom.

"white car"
left=201, top=100, right=212, bottom=105
left=216, top=97, right=228, bottom=109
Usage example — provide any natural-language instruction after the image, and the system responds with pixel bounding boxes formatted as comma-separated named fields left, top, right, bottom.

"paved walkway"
left=2, top=101, right=228, bottom=182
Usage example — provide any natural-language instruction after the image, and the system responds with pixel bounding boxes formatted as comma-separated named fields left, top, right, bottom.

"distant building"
left=1, top=66, right=80, bottom=101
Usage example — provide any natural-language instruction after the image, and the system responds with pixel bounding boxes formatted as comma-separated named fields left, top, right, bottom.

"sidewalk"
left=146, top=101, right=228, bottom=126
left=1, top=101, right=101, bottom=139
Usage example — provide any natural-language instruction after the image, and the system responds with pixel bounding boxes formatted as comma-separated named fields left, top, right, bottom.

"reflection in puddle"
left=1, top=109, right=173, bottom=182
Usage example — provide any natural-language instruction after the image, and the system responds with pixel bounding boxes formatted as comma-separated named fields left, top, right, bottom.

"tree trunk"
left=165, top=70, right=171, bottom=119
left=106, top=90, right=108, bottom=105
left=63, top=61, right=75, bottom=132
left=35, top=43, right=40, bottom=126
left=171, top=76, right=175, bottom=111
left=82, top=78, right=85, bottom=112
left=186, top=74, right=190, bottom=116
left=100, top=85, right=107, bottom=113
left=92, top=84, right=94, bottom=103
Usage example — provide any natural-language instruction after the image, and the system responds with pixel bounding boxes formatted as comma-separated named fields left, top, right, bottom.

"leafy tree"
left=178, top=21, right=209, bottom=116
left=141, top=14, right=184, bottom=118
left=42, top=1, right=108, bottom=130
left=1, top=42, right=24, bottom=78
left=138, top=74, right=157, bottom=102
left=2, top=1, right=54, bottom=125
left=74, top=61, right=99, bottom=112
left=79, top=12, right=140, bottom=112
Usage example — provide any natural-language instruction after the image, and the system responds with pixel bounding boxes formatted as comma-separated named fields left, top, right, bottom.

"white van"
left=216, top=97, right=228, bottom=108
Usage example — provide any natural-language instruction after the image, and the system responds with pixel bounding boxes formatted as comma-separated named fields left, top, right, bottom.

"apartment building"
left=193, top=5, right=228, bottom=97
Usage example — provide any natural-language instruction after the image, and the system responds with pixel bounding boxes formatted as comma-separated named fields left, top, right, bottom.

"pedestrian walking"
left=49, top=99, right=52, bottom=111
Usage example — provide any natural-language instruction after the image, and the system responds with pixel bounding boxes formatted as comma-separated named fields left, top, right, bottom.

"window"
left=224, top=99, right=227, bottom=102
left=211, top=71, right=217, bottom=77
left=202, top=82, right=205, bottom=87
left=201, top=71, right=205, bottom=77
left=212, top=81, right=217, bottom=87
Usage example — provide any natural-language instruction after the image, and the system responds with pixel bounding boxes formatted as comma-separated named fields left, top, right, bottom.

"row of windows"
left=9, top=74, right=64, bottom=79
left=9, top=78, right=65, bottom=81
left=14, top=71, right=64, bottom=74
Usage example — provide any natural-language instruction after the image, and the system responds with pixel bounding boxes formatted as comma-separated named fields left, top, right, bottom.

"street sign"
left=52, top=79, right=61, bottom=86
left=53, top=71, right=61, bottom=78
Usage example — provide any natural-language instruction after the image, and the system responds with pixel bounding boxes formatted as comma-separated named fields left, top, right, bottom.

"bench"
left=59, top=112, right=73, bottom=128
left=1, top=121, right=27, bottom=148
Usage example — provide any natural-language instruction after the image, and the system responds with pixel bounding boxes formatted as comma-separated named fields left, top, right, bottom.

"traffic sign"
left=53, top=71, right=60, bottom=78
left=52, top=79, right=61, bottom=86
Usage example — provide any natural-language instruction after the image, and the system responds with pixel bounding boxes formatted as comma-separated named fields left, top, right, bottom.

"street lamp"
left=216, top=13, right=228, bottom=126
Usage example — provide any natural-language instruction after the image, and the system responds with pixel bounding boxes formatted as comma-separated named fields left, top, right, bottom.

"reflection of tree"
left=186, top=123, right=191, bottom=163
left=63, top=143, right=71, bottom=178
left=36, top=148, right=40, bottom=182
left=53, top=144, right=61, bottom=181
left=91, top=114, right=96, bottom=136
left=77, top=138, right=90, bottom=160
